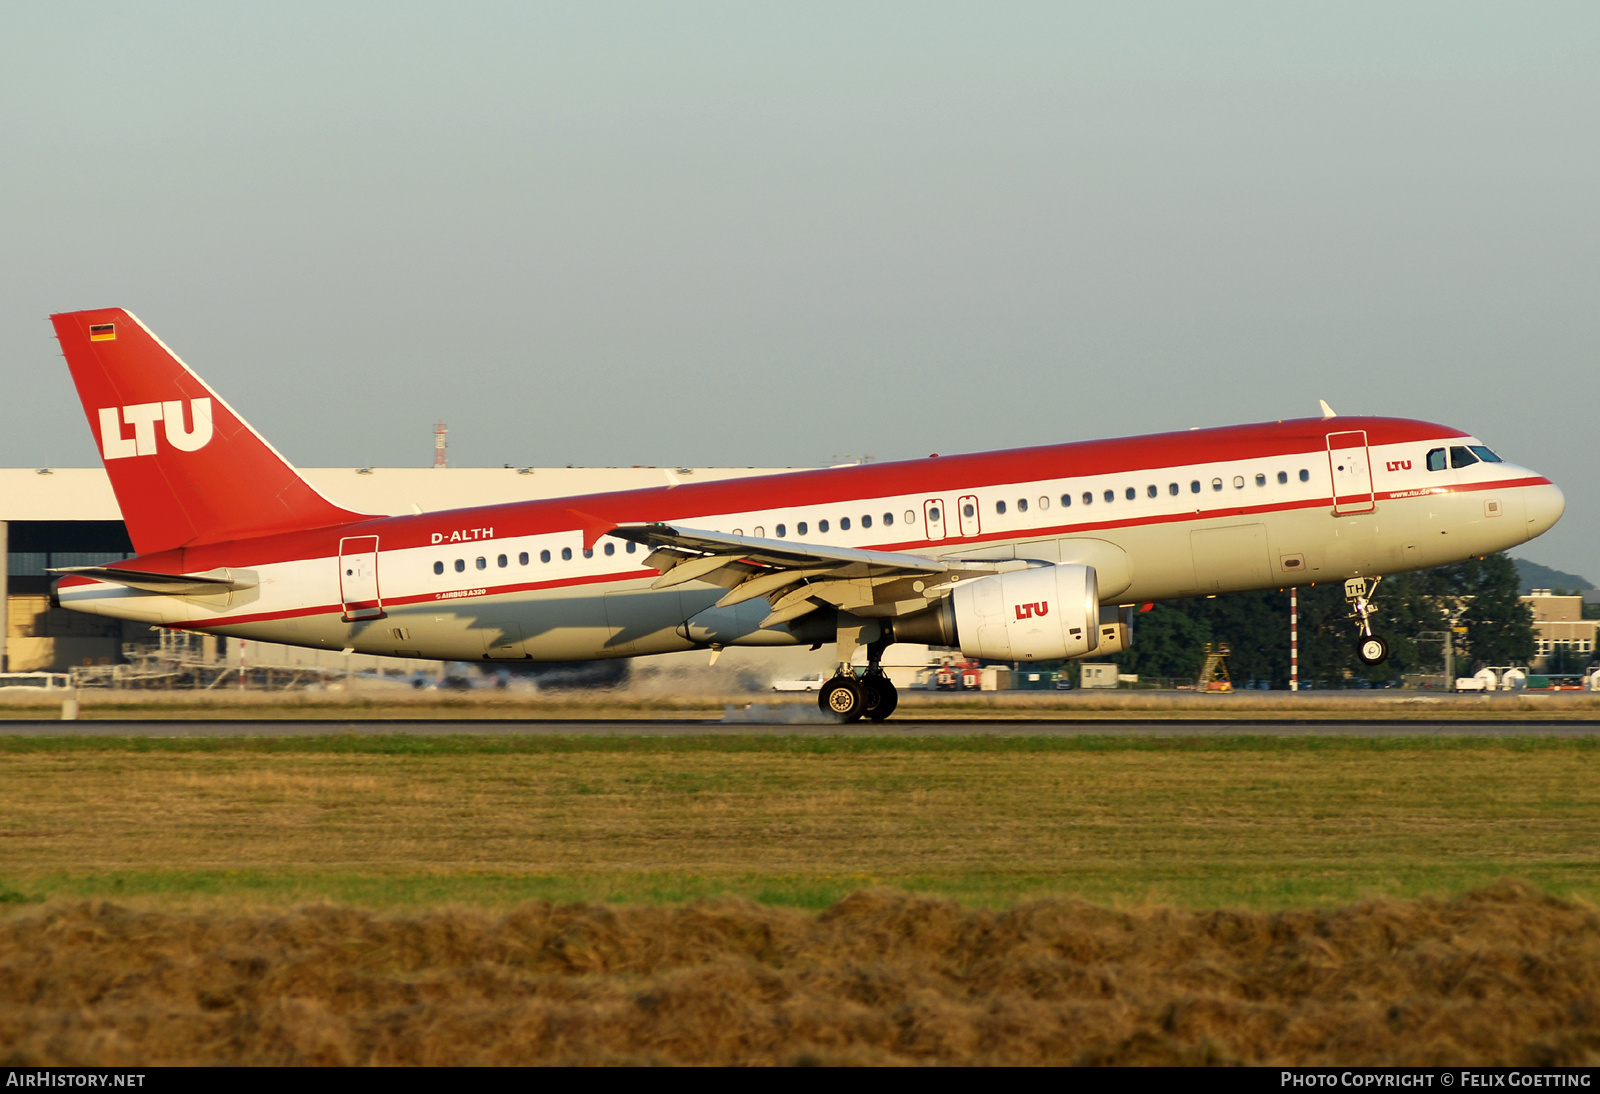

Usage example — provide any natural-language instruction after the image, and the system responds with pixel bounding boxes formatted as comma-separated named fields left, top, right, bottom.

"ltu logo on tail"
left=97, top=399, right=214, bottom=460
left=1014, top=601, right=1049, bottom=620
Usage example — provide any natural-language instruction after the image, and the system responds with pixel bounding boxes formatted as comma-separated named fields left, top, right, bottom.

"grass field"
left=6, top=733, right=1600, bottom=1065
left=6, top=882, right=1599, bottom=1065
left=3, top=734, right=1599, bottom=910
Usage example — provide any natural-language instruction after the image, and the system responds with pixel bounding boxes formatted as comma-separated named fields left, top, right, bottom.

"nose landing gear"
left=1346, top=577, right=1390, bottom=666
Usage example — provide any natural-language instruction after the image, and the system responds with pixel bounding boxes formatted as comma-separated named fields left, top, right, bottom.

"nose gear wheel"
left=1344, top=576, right=1390, bottom=666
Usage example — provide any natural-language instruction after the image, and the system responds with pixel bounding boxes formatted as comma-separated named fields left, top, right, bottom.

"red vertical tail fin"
left=51, top=308, right=370, bottom=554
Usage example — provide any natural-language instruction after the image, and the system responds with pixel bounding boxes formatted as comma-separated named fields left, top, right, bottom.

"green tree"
left=1117, top=602, right=1212, bottom=681
left=1108, top=552, right=1529, bottom=688
left=1417, top=554, right=1535, bottom=668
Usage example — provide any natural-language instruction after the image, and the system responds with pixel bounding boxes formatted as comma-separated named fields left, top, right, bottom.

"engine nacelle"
left=950, top=564, right=1100, bottom=661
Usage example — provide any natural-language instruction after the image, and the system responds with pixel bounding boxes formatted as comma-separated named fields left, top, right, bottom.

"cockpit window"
left=1426, top=448, right=1447, bottom=472
left=1450, top=446, right=1478, bottom=469
left=1469, top=445, right=1503, bottom=463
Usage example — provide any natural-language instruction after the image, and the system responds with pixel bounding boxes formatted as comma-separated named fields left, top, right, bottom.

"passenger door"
left=1327, top=430, right=1376, bottom=515
left=338, top=536, right=385, bottom=621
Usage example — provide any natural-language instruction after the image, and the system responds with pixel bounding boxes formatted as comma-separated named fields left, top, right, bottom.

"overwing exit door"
left=1327, top=430, right=1376, bottom=515
left=338, top=535, right=385, bottom=621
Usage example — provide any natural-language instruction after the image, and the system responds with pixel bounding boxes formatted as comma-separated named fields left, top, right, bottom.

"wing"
left=609, top=523, right=1032, bottom=627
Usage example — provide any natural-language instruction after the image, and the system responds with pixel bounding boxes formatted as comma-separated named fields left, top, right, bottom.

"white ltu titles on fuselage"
left=46, top=307, right=1567, bottom=722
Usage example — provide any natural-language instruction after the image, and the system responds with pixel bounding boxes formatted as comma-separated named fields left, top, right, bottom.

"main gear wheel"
left=819, top=676, right=866, bottom=722
left=862, top=674, right=899, bottom=722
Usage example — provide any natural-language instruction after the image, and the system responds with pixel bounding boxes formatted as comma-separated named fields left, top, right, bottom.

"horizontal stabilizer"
left=49, top=566, right=257, bottom=595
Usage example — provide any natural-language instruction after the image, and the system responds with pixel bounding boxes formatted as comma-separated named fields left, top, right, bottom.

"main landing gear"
left=1346, top=577, right=1390, bottom=666
left=818, top=619, right=899, bottom=723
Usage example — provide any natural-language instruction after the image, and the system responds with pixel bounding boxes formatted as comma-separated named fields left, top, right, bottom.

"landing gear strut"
left=817, top=616, right=900, bottom=723
left=1346, top=577, right=1390, bottom=666
left=861, top=631, right=899, bottom=722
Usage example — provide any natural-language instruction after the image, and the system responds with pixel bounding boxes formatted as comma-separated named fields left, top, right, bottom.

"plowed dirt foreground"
left=3, top=881, right=1597, bottom=1066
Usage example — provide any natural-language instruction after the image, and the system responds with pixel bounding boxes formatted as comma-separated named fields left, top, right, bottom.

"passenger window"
left=964, top=503, right=977, bottom=518
left=497, top=554, right=507, bottom=568
left=995, top=500, right=1007, bottom=515
left=1124, top=487, right=1135, bottom=500
left=561, top=547, right=572, bottom=561
left=519, top=552, right=529, bottom=565
left=732, top=529, right=742, bottom=536
left=540, top=549, right=551, bottom=563
left=476, top=557, right=486, bottom=570
left=1255, top=474, right=1265, bottom=487
left=1233, top=476, right=1244, bottom=489
left=1103, top=489, right=1114, bottom=503
left=926, top=509, right=938, bottom=523
left=903, top=510, right=916, bottom=524
left=861, top=515, right=872, bottom=528
left=1450, top=446, right=1478, bottom=469
left=1147, top=485, right=1157, bottom=498
left=1082, top=492, right=1093, bottom=505
left=625, top=542, right=636, bottom=554
left=1469, top=445, right=1502, bottom=463
left=604, top=542, right=615, bottom=556
left=1277, top=471, right=1288, bottom=484
left=1211, top=478, right=1223, bottom=492
left=753, top=527, right=764, bottom=537
left=776, top=523, right=787, bottom=537
left=433, top=561, right=444, bottom=575
left=1190, top=481, right=1201, bottom=494
left=818, top=520, right=829, bottom=533
left=454, top=559, right=465, bottom=573
left=1061, top=494, right=1072, bottom=507
left=583, top=547, right=594, bottom=559
left=840, top=517, right=851, bottom=531
left=1017, top=498, right=1027, bottom=513
left=1299, top=469, right=1310, bottom=482
left=1168, top=483, right=1179, bottom=496
left=798, top=521, right=809, bottom=535
left=883, top=512, right=894, bottom=526
left=1037, top=497, right=1048, bottom=511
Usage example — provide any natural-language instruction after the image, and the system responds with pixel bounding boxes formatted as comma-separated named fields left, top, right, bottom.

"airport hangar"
left=0, top=464, right=801, bottom=675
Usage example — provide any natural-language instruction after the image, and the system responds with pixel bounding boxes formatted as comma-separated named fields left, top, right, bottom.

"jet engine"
left=893, top=564, right=1100, bottom=661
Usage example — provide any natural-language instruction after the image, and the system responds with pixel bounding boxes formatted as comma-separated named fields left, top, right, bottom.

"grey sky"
left=2, top=2, right=1596, bottom=575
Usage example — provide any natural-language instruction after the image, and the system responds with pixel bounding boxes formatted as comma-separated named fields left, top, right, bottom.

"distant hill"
left=1514, top=558, right=1598, bottom=598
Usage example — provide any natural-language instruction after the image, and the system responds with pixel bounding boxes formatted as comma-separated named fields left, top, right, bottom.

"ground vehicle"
left=772, top=673, right=827, bottom=692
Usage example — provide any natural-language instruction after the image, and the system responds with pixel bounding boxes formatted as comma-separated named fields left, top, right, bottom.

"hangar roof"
left=0, top=466, right=807, bottom=523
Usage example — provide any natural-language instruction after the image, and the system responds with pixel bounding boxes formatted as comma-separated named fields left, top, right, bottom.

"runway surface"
left=4, top=716, right=1599, bottom=736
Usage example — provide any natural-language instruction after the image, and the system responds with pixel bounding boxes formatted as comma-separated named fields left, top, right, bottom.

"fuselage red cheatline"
left=47, top=308, right=1564, bottom=721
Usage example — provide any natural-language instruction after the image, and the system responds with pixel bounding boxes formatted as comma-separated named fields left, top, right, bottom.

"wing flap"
left=616, top=522, right=1040, bottom=626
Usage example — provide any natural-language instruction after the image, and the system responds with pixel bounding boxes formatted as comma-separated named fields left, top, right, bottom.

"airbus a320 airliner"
left=47, top=309, right=1564, bottom=720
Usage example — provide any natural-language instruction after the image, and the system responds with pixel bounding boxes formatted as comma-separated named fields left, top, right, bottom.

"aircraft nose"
left=1523, top=482, right=1565, bottom=541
